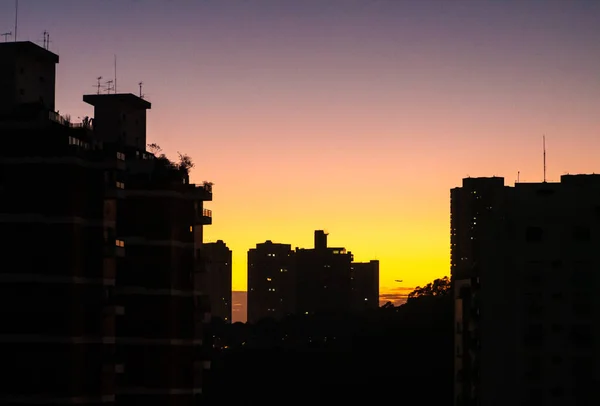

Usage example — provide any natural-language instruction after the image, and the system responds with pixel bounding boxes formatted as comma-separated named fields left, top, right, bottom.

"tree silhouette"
left=177, top=152, right=194, bottom=174
left=147, top=143, right=162, bottom=156
left=407, top=276, right=450, bottom=300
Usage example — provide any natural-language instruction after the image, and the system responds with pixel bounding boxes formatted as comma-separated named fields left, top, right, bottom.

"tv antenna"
left=14, top=0, right=18, bottom=42
left=114, top=55, right=117, bottom=93
left=543, top=135, right=547, bottom=183
left=41, top=30, right=51, bottom=50
left=105, top=80, right=114, bottom=94
left=138, top=81, right=144, bottom=99
left=1, top=32, right=11, bottom=42
left=96, top=77, right=103, bottom=94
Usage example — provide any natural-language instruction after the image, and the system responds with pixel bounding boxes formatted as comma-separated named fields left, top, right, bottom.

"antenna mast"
left=96, top=77, right=103, bottom=95
left=105, top=80, right=114, bottom=94
left=14, top=0, right=18, bottom=42
left=543, top=135, right=547, bottom=183
left=42, top=30, right=49, bottom=50
left=114, top=55, right=117, bottom=94
left=138, top=81, right=144, bottom=99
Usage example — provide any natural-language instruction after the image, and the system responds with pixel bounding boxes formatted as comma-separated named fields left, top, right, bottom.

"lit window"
left=116, top=182, right=125, bottom=189
left=266, top=278, right=272, bottom=282
left=115, top=240, right=125, bottom=247
left=189, top=226, right=193, bottom=232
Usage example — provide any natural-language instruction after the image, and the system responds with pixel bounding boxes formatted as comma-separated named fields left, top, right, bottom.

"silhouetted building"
left=351, top=260, right=380, bottom=311
left=0, top=41, right=212, bottom=406
left=452, top=175, right=600, bottom=406
left=247, top=241, right=295, bottom=323
left=203, top=240, right=232, bottom=322
left=295, top=230, right=353, bottom=315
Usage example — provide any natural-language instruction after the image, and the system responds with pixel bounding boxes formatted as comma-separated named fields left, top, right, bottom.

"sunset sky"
left=3, top=0, right=599, bottom=299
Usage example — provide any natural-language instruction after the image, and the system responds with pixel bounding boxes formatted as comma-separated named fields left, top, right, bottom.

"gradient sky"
left=3, top=0, right=600, bottom=297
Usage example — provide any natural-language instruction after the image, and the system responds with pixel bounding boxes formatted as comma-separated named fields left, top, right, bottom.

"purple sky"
left=3, top=0, right=600, bottom=293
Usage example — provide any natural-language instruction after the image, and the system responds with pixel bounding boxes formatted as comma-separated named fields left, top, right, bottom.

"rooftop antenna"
left=138, top=81, right=144, bottom=98
left=42, top=30, right=50, bottom=50
left=543, top=135, right=547, bottom=183
left=96, top=76, right=103, bottom=95
left=1, top=32, right=11, bottom=42
left=517, top=171, right=520, bottom=184
left=105, top=80, right=114, bottom=94
left=114, top=55, right=117, bottom=94
left=14, top=0, right=18, bottom=42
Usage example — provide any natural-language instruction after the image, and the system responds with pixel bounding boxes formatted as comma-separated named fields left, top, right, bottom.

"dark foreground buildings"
left=452, top=175, right=600, bottom=406
left=247, top=230, right=379, bottom=322
left=0, top=41, right=213, bottom=405
left=351, top=260, right=380, bottom=311
left=247, top=241, right=295, bottom=323
left=203, top=240, right=233, bottom=322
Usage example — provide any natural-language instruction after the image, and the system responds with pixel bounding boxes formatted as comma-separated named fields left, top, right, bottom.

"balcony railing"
left=189, top=182, right=213, bottom=201
left=49, top=111, right=93, bottom=129
left=196, top=208, right=212, bottom=225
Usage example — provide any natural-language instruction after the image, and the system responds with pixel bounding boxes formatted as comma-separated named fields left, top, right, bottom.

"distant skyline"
left=3, top=0, right=600, bottom=296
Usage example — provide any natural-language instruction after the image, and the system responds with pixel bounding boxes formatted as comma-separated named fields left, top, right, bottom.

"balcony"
left=49, top=111, right=94, bottom=130
left=189, top=182, right=213, bottom=201
left=194, top=208, right=212, bottom=225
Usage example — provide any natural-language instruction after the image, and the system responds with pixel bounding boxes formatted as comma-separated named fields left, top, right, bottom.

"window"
left=115, top=240, right=125, bottom=247
left=116, top=181, right=125, bottom=189
left=116, top=152, right=125, bottom=160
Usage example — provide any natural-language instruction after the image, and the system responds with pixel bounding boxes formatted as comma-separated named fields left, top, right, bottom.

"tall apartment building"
left=351, top=260, right=380, bottom=311
left=452, top=176, right=600, bottom=406
left=247, top=241, right=295, bottom=323
left=203, top=240, right=233, bottom=322
left=0, top=41, right=213, bottom=405
left=295, top=230, right=354, bottom=315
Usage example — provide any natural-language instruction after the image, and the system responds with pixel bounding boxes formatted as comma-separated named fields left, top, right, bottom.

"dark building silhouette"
left=203, top=240, right=232, bottom=322
left=0, top=41, right=212, bottom=405
left=351, top=260, right=380, bottom=311
left=452, top=175, right=600, bottom=406
left=247, top=231, right=380, bottom=322
left=247, top=241, right=295, bottom=323
left=295, top=230, right=354, bottom=315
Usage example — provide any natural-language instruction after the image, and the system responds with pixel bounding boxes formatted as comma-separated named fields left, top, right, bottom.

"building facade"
left=452, top=176, right=600, bottom=406
left=247, top=241, right=295, bottom=323
left=295, top=230, right=354, bottom=315
left=351, top=260, right=380, bottom=311
left=0, top=41, right=213, bottom=405
left=203, top=240, right=233, bottom=323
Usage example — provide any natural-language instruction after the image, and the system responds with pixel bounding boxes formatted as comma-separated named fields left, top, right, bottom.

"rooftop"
left=0, top=41, right=59, bottom=64
left=83, top=93, right=151, bottom=109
